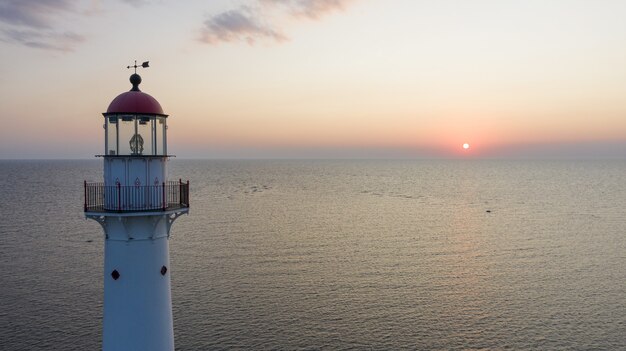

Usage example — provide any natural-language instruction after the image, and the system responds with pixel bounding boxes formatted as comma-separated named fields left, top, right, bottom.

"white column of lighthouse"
left=102, top=215, right=175, bottom=351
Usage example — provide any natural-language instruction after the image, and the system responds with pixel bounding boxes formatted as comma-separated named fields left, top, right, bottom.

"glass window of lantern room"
left=107, top=116, right=118, bottom=155
left=155, top=117, right=166, bottom=155
left=137, top=116, right=153, bottom=155
left=118, top=115, right=136, bottom=155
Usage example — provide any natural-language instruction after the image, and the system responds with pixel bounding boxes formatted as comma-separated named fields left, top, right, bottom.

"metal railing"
left=84, top=180, right=189, bottom=212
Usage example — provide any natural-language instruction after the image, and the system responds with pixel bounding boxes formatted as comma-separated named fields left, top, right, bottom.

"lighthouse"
left=84, top=64, right=189, bottom=351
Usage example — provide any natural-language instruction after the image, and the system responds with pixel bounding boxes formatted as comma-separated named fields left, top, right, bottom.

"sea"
left=0, top=159, right=624, bottom=350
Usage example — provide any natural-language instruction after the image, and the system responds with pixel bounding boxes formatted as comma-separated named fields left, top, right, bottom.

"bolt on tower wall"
left=84, top=70, right=189, bottom=351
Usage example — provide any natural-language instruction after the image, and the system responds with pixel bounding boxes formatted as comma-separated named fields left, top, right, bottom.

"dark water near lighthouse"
left=0, top=159, right=625, bottom=350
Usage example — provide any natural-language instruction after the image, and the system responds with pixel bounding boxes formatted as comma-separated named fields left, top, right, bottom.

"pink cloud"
left=199, top=6, right=287, bottom=45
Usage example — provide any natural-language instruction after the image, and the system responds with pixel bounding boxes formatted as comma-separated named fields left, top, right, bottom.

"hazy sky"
left=1, top=0, right=626, bottom=159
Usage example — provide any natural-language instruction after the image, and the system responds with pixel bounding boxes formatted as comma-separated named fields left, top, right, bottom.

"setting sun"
left=463, top=143, right=470, bottom=150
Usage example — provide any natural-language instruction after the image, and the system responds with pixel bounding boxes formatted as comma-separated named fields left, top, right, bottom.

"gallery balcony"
left=84, top=180, right=189, bottom=213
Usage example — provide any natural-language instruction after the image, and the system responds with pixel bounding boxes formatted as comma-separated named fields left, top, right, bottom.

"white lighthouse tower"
left=84, top=64, right=189, bottom=351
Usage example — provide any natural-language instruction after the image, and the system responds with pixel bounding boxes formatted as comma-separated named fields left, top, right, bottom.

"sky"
left=1, top=0, right=626, bottom=159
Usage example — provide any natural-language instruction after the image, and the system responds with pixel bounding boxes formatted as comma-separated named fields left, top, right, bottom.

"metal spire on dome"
left=126, top=60, right=149, bottom=91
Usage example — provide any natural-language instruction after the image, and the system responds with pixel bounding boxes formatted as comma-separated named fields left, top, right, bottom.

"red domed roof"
left=106, top=91, right=164, bottom=115
left=105, top=74, right=166, bottom=115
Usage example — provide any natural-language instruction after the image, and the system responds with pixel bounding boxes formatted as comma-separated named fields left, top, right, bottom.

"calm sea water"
left=0, top=159, right=624, bottom=350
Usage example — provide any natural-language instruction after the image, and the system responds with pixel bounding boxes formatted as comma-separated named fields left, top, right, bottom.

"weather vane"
left=127, top=60, right=150, bottom=74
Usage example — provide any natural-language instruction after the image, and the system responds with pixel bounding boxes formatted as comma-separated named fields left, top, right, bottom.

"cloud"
left=200, top=6, right=287, bottom=45
left=199, top=0, right=356, bottom=45
left=0, top=0, right=86, bottom=51
left=262, top=0, right=354, bottom=19
left=120, top=0, right=154, bottom=8
left=2, top=28, right=85, bottom=52
left=0, top=0, right=74, bottom=28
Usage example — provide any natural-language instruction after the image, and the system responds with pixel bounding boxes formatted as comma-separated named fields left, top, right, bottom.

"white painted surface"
left=102, top=216, right=174, bottom=351
left=104, top=157, right=167, bottom=187
left=148, top=158, right=167, bottom=186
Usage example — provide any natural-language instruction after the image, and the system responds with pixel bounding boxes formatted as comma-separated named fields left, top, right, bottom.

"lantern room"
left=102, top=73, right=168, bottom=156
